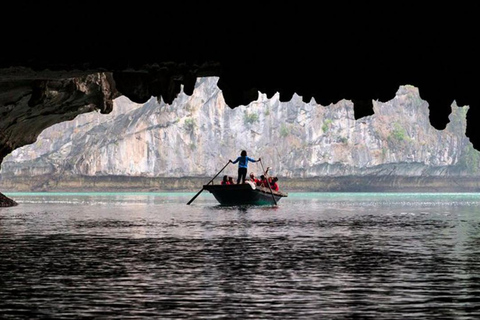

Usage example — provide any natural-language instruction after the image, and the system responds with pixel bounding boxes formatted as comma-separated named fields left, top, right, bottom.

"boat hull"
left=203, top=183, right=287, bottom=205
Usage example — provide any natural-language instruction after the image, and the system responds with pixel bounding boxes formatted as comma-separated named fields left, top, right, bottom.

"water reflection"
left=1, top=193, right=480, bottom=319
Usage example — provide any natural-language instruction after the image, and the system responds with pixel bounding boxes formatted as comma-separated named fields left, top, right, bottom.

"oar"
left=259, top=159, right=277, bottom=206
left=187, top=161, right=230, bottom=205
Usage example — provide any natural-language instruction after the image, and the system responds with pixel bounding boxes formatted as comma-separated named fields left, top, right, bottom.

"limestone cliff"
left=1, top=77, right=478, bottom=181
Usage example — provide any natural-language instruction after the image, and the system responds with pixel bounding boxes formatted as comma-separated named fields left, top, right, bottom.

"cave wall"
left=3, top=79, right=477, bottom=180
left=1, top=2, right=480, bottom=165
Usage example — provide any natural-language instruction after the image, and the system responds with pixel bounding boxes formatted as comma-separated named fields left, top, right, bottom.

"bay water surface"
left=1, top=192, right=480, bottom=319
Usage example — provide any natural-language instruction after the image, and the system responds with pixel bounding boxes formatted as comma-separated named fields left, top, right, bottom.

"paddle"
left=187, top=161, right=230, bottom=205
left=259, top=159, right=277, bottom=206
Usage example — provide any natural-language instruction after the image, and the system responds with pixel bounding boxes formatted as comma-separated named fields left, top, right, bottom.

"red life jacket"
left=270, top=182, right=279, bottom=191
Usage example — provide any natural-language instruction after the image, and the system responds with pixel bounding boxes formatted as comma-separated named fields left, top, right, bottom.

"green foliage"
left=280, top=124, right=290, bottom=137
left=382, top=147, right=388, bottom=160
left=244, top=111, right=259, bottom=125
left=457, top=145, right=480, bottom=173
left=389, top=122, right=410, bottom=142
left=338, top=136, right=348, bottom=144
left=386, top=122, right=412, bottom=150
left=448, top=105, right=468, bottom=131
left=184, top=118, right=196, bottom=132
left=322, top=119, right=333, bottom=133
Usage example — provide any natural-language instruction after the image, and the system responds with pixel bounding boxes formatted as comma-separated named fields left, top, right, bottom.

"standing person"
left=230, top=150, right=261, bottom=184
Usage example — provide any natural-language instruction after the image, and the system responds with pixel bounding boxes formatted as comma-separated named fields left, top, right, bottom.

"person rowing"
left=229, top=150, right=261, bottom=184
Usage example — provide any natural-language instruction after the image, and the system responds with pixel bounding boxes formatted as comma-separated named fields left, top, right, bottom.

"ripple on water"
left=1, top=193, right=480, bottom=318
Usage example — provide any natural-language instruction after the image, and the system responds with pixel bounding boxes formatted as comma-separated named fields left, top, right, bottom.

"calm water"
left=1, top=192, right=480, bottom=319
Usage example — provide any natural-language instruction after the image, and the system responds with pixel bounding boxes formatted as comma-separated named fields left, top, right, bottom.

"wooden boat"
left=202, top=181, right=288, bottom=206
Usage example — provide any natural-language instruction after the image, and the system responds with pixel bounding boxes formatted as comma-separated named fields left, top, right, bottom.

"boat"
left=202, top=181, right=288, bottom=206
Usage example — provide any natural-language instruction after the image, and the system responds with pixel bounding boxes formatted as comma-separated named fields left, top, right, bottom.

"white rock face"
left=2, top=77, right=478, bottom=178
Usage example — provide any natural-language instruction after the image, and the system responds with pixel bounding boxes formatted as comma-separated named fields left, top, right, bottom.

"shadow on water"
left=211, top=203, right=280, bottom=212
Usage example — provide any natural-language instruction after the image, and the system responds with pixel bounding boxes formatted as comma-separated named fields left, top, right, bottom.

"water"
left=1, top=192, right=480, bottom=319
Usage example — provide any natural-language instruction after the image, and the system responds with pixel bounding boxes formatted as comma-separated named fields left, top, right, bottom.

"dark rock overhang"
left=1, top=3, right=479, bottom=165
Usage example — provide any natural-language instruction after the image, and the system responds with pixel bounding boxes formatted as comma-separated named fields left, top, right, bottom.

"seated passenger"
left=221, top=175, right=229, bottom=185
left=256, top=175, right=263, bottom=186
left=270, top=176, right=279, bottom=191
left=258, top=175, right=268, bottom=188
left=249, top=172, right=259, bottom=185
left=228, top=176, right=235, bottom=185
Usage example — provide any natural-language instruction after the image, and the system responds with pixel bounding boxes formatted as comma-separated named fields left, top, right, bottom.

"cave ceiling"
left=1, top=3, right=479, bottom=162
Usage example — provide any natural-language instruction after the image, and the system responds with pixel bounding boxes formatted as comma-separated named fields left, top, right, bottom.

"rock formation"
left=2, top=78, right=478, bottom=189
